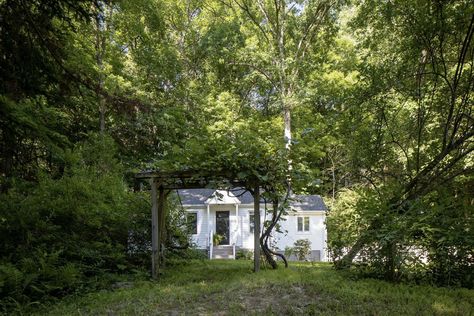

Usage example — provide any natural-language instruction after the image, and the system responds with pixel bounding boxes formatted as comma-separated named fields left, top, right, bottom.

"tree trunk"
left=95, top=2, right=109, bottom=134
left=384, top=241, right=397, bottom=281
left=150, top=180, right=159, bottom=279
left=260, top=198, right=288, bottom=268
left=335, top=230, right=371, bottom=269
left=337, top=127, right=474, bottom=268
left=253, top=184, right=261, bottom=272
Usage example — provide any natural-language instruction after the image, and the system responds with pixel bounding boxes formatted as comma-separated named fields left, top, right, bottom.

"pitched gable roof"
left=205, top=189, right=241, bottom=205
left=291, top=195, right=328, bottom=211
left=177, top=188, right=327, bottom=211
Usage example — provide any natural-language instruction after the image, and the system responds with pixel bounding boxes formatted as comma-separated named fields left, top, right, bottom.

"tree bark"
left=150, top=179, right=159, bottom=279
left=337, top=129, right=473, bottom=268
left=95, top=2, right=109, bottom=134
left=253, top=184, right=261, bottom=272
left=260, top=198, right=288, bottom=268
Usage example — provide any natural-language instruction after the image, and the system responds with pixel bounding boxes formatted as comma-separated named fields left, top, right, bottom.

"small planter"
left=213, top=233, right=224, bottom=246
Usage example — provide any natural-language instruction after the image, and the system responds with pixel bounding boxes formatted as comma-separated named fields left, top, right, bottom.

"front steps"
left=212, top=245, right=237, bottom=259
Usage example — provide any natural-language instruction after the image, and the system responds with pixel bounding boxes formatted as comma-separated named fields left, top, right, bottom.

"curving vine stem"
left=259, top=182, right=292, bottom=268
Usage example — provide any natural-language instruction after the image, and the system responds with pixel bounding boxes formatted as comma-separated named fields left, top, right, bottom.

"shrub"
left=293, top=239, right=311, bottom=261
left=0, top=134, right=149, bottom=311
left=284, top=246, right=294, bottom=259
left=236, top=249, right=253, bottom=260
left=213, top=234, right=224, bottom=246
left=327, top=184, right=474, bottom=288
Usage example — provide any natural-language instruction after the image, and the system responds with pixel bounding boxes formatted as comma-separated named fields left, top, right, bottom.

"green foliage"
left=235, top=249, right=253, bottom=260
left=0, top=0, right=473, bottom=312
left=326, top=0, right=474, bottom=286
left=0, top=135, right=149, bottom=311
left=293, top=239, right=312, bottom=261
left=213, top=234, right=224, bottom=246
left=414, top=183, right=474, bottom=288
left=327, top=183, right=474, bottom=287
left=284, top=246, right=294, bottom=259
left=164, top=249, right=208, bottom=263
left=326, top=188, right=374, bottom=261
left=35, top=261, right=474, bottom=315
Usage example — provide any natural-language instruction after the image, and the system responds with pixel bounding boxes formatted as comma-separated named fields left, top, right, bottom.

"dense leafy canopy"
left=0, top=0, right=472, bottom=312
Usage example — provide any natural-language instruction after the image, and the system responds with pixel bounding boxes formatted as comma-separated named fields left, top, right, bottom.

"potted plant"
left=213, top=233, right=224, bottom=246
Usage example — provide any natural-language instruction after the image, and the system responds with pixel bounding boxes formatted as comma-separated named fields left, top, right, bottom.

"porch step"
left=212, top=246, right=237, bottom=259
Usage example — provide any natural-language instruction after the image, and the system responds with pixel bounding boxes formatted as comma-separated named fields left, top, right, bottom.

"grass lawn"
left=36, top=260, right=474, bottom=315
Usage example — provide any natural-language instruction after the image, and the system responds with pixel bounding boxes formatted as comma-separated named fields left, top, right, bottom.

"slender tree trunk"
left=260, top=197, right=289, bottom=268
left=328, top=153, right=336, bottom=203
left=335, top=226, right=374, bottom=268
left=253, top=184, right=261, bottom=272
left=283, top=104, right=291, bottom=151
left=95, top=2, right=108, bottom=134
left=0, top=128, right=15, bottom=193
left=384, top=241, right=397, bottom=281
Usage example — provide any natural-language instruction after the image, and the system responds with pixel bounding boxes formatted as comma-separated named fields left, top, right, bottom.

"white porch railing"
left=232, top=243, right=236, bottom=259
left=208, top=230, right=213, bottom=259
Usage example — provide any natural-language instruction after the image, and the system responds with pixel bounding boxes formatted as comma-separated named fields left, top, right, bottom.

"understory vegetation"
left=36, top=260, right=474, bottom=316
left=0, top=0, right=473, bottom=314
left=0, top=135, right=196, bottom=312
left=327, top=186, right=474, bottom=288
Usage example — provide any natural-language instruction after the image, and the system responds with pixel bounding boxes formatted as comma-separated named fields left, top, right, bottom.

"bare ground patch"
left=155, top=283, right=322, bottom=315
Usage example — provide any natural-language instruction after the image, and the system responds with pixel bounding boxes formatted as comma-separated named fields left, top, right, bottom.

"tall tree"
left=335, top=0, right=474, bottom=275
left=0, top=0, right=97, bottom=190
left=222, top=0, right=342, bottom=174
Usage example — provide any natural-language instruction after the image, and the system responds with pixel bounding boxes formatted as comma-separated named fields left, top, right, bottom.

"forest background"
left=0, top=0, right=473, bottom=311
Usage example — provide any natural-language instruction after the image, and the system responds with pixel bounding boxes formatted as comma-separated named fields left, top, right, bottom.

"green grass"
left=35, top=260, right=474, bottom=315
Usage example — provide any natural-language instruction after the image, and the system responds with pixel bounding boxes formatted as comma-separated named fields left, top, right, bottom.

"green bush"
left=284, top=246, right=294, bottom=259
left=235, top=249, right=253, bottom=260
left=0, top=134, right=149, bottom=311
left=327, top=184, right=474, bottom=288
left=293, top=239, right=312, bottom=261
left=213, top=233, right=224, bottom=246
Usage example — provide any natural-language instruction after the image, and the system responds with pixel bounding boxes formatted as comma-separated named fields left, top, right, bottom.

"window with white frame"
left=297, top=216, right=310, bottom=232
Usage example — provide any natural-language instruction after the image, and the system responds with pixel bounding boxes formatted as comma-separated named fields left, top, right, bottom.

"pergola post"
left=157, top=186, right=165, bottom=265
left=150, top=179, right=159, bottom=279
left=253, top=184, right=261, bottom=272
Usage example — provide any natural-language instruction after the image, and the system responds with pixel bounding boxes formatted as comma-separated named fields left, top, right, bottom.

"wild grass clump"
left=37, top=260, right=474, bottom=316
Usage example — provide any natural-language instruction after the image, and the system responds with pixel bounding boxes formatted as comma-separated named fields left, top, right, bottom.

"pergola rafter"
left=135, top=169, right=262, bottom=279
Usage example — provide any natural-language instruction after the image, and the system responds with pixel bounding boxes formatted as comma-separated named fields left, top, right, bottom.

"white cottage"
left=178, top=188, right=328, bottom=261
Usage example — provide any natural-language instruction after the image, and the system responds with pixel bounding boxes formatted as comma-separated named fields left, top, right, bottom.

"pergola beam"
left=135, top=170, right=232, bottom=179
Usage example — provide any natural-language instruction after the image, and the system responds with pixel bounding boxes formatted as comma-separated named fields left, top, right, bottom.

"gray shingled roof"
left=177, top=189, right=215, bottom=205
left=177, top=188, right=327, bottom=211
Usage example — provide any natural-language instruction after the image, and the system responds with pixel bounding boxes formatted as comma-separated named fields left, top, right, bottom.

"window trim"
left=297, top=216, right=310, bottom=232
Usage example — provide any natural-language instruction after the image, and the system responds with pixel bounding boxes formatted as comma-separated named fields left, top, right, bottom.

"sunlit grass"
left=36, top=260, right=474, bottom=315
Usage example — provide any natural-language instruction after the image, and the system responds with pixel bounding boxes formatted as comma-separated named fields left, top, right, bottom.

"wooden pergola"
left=135, top=169, right=262, bottom=279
